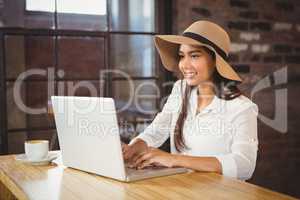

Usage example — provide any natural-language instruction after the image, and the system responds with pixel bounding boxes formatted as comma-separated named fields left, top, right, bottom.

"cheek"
left=194, top=60, right=211, bottom=76
left=178, top=61, right=188, bottom=76
left=178, top=62, right=184, bottom=72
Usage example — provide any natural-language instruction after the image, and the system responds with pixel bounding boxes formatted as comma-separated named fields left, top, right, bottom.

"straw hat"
left=154, top=20, right=242, bottom=82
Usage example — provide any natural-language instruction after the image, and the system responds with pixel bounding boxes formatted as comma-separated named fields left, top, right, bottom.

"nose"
left=179, top=56, right=192, bottom=71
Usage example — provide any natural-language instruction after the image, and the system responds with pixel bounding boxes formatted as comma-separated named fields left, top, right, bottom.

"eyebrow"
left=178, top=50, right=204, bottom=54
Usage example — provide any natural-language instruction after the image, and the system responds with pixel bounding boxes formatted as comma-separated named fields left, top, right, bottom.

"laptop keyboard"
left=125, top=163, right=167, bottom=170
left=125, top=164, right=168, bottom=175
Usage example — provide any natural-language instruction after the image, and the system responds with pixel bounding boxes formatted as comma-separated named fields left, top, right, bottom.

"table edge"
left=0, top=157, right=29, bottom=200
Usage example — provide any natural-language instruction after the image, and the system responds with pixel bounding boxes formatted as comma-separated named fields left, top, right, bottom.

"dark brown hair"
left=174, top=46, right=242, bottom=152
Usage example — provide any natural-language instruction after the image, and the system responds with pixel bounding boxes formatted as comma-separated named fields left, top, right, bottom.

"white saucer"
left=15, top=152, right=59, bottom=166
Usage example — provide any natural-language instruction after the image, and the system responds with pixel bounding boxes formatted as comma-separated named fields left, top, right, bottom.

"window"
left=26, top=0, right=107, bottom=15
left=0, top=0, right=169, bottom=154
left=26, top=0, right=55, bottom=13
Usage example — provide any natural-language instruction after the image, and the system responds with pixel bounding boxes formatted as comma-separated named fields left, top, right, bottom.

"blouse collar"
left=189, top=86, right=224, bottom=117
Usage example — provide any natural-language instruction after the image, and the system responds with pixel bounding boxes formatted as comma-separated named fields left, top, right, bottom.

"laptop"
left=51, top=96, right=187, bottom=182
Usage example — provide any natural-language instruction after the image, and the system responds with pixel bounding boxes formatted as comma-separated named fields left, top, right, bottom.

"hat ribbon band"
left=182, top=32, right=228, bottom=61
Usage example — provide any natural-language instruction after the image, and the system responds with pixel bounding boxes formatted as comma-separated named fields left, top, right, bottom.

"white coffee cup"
left=25, top=140, right=49, bottom=161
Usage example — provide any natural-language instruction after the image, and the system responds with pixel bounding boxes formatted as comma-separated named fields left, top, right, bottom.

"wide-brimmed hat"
left=154, top=20, right=242, bottom=82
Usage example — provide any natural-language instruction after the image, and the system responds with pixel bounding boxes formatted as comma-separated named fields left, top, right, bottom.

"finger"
left=123, top=146, right=138, bottom=161
left=127, top=155, right=147, bottom=169
left=152, top=162, right=164, bottom=167
left=129, top=147, right=148, bottom=163
left=123, top=151, right=132, bottom=161
left=122, top=145, right=134, bottom=159
left=127, top=153, right=142, bottom=168
left=138, top=159, right=154, bottom=169
left=126, top=159, right=137, bottom=168
left=121, top=143, right=128, bottom=152
left=133, top=147, right=147, bottom=160
left=134, top=152, right=152, bottom=167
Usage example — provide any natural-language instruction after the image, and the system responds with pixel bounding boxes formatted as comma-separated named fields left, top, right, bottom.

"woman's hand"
left=122, top=139, right=148, bottom=165
left=134, top=147, right=177, bottom=169
left=124, top=141, right=222, bottom=174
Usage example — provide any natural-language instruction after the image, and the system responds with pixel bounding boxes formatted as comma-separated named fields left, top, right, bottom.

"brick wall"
left=173, top=0, right=300, bottom=198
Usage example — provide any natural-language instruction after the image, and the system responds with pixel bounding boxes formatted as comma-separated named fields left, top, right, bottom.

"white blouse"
left=130, top=80, right=259, bottom=180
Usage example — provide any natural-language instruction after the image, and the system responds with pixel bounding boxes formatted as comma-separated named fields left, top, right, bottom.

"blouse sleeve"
left=215, top=103, right=259, bottom=180
left=129, top=80, right=183, bottom=148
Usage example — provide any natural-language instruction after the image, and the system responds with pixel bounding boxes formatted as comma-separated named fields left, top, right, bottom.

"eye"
left=178, top=54, right=184, bottom=59
left=191, top=54, right=201, bottom=59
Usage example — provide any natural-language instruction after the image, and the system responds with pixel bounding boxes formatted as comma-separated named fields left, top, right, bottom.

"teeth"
left=184, top=72, right=197, bottom=78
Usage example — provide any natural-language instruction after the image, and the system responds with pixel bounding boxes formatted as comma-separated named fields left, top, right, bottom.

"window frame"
left=0, top=0, right=172, bottom=154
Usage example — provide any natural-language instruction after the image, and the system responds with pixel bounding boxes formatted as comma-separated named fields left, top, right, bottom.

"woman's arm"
left=134, top=147, right=222, bottom=174
left=213, top=104, right=259, bottom=180
left=172, top=154, right=222, bottom=174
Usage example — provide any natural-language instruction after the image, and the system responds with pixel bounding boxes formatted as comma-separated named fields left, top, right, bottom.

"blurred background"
left=0, top=0, right=299, bottom=198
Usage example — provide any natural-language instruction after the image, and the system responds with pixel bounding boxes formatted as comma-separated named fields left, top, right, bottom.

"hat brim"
left=154, top=35, right=242, bottom=82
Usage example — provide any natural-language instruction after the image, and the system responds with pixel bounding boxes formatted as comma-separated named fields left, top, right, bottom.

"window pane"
left=1, top=0, right=55, bottom=28
left=110, top=34, right=156, bottom=77
left=56, top=81, right=104, bottom=97
left=26, top=0, right=55, bottom=12
left=57, top=0, right=106, bottom=15
left=5, top=35, right=55, bottom=80
left=25, top=36, right=55, bottom=73
left=7, top=80, right=56, bottom=130
left=57, top=0, right=107, bottom=30
left=110, top=0, right=156, bottom=32
left=26, top=81, right=55, bottom=128
left=5, top=36, right=26, bottom=79
left=113, top=80, right=159, bottom=117
left=7, top=132, right=27, bottom=154
left=57, top=36, right=106, bottom=79
left=114, top=80, right=158, bottom=141
left=6, top=81, right=26, bottom=130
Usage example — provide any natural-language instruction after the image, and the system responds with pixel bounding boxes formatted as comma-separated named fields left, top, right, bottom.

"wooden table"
left=0, top=152, right=296, bottom=200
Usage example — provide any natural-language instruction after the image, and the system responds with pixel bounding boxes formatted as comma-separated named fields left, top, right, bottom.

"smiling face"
left=178, top=44, right=216, bottom=86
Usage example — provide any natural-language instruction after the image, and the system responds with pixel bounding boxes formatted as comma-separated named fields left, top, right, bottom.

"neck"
left=196, top=82, right=215, bottom=113
left=197, top=82, right=215, bottom=98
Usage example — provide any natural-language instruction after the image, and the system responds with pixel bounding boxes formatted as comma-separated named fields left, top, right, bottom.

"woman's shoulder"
left=171, top=79, right=186, bottom=95
left=224, top=95, right=258, bottom=116
left=173, top=79, right=185, bottom=88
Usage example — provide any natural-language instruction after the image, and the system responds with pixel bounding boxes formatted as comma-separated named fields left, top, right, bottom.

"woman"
left=122, top=20, right=258, bottom=181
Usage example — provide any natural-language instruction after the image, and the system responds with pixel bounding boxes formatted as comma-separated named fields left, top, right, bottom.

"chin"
left=185, top=78, right=201, bottom=86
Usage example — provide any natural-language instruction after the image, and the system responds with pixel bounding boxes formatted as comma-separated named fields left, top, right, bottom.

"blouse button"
left=250, top=138, right=257, bottom=142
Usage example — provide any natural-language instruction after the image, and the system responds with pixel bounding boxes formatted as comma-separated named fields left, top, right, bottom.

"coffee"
left=25, top=140, right=49, bottom=161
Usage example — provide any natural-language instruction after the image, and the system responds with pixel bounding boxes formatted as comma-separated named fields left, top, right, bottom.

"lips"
left=183, top=72, right=197, bottom=79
